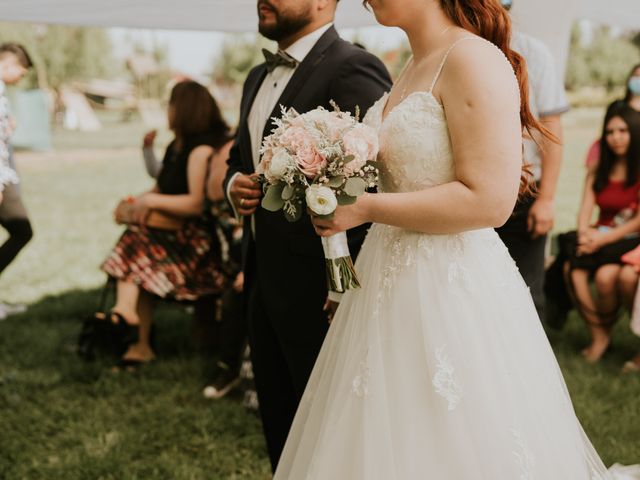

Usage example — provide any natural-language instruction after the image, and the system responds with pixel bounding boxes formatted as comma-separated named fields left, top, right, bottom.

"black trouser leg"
left=247, top=282, right=297, bottom=472
left=218, top=287, right=247, bottom=373
left=496, top=195, right=547, bottom=319
left=0, top=218, right=33, bottom=274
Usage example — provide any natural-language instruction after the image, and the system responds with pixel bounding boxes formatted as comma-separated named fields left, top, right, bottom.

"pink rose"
left=342, top=124, right=379, bottom=175
left=296, top=145, right=327, bottom=178
left=279, top=126, right=315, bottom=151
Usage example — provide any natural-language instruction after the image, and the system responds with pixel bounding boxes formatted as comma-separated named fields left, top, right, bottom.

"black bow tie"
left=262, top=48, right=299, bottom=73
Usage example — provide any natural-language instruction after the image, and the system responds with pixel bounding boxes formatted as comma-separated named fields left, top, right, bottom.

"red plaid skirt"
left=101, top=219, right=225, bottom=301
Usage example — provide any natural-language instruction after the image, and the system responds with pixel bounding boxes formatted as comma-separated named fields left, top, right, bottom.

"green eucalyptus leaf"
left=344, top=177, right=367, bottom=197
left=327, top=176, right=345, bottom=188
left=337, top=192, right=357, bottom=206
left=282, top=184, right=295, bottom=201
left=262, top=183, right=285, bottom=211
left=342, top=155, right=355, bottom=164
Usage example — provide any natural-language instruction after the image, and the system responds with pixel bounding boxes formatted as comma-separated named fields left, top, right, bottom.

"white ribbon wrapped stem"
left=321, top=231, right=350, bottom=259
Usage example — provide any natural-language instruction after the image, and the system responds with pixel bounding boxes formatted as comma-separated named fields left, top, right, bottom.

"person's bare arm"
left=528, top=114, right=563, bottom=237
left=312, top=40, right=522, bottom=235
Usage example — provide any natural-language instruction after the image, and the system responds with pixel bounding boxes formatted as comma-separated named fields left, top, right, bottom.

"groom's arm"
left=328, top=49, right=392, bottom=118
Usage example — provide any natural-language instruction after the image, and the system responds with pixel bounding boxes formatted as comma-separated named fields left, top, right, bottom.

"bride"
left=273, top=0, right=639, bottom=479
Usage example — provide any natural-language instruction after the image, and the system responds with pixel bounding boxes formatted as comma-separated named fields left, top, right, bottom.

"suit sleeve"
left=328, top=50, right=392, bottom=118
left=223, top=68, right=259, bottom=208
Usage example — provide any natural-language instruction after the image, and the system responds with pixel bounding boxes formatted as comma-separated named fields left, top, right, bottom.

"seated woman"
left=585, top=64, right=640, bottom=171
left=566, top=103, right=640, bottom=363
left=102, top=80, right=234, bottom=367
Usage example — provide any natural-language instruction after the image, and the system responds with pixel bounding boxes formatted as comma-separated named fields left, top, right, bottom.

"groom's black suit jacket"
left=223, top=26, right=391, bottom=469
left=224, top=27, right=391, bottom=302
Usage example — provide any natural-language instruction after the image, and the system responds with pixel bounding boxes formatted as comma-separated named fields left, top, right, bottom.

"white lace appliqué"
left=352, top=359, right=371, bottom=398
left=445, top=234, right=474, bottom=292
left=432, top=345, right=463, bottom=411
left=511, top=428, right=536, bottom=480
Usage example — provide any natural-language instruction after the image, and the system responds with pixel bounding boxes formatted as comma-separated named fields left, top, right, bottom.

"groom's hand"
left=230, top=174, right=262, bottom=216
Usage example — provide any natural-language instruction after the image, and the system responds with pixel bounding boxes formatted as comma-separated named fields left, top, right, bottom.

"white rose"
left=306, top=185, right=338, bottom=216
left=267, top=148, right=293, bottom=180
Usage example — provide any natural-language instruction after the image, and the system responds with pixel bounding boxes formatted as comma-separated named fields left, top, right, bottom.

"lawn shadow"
left=0, top=288, right=270, bottom=480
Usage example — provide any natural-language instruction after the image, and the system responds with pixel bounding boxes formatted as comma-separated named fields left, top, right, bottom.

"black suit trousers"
left=247, top=246, right=329, bottom=471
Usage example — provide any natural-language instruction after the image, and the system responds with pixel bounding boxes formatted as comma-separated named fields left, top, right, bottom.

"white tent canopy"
left=0, top=0, right=638, bottom=72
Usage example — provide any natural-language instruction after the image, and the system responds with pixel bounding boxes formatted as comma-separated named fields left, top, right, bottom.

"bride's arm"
left=313, top=41, right=523, bottom=236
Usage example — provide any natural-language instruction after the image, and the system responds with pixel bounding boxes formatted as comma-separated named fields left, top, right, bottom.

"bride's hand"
left=310, top=194, right=371, bottom=237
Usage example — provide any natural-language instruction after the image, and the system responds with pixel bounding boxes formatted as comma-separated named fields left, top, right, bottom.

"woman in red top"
left=569, top=103, right=640, bottom=362
left=585, top=64, right=640, bottom=171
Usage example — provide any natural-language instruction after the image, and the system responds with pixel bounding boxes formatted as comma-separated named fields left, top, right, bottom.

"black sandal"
left=109, top=311, right=139, bottom=354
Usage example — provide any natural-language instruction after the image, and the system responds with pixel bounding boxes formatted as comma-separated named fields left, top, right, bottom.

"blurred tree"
left=0, top=23, right=115, bottom=91
left=566, top=24, right=640, bottom=92
left=211, top=35, right=274, bottom=85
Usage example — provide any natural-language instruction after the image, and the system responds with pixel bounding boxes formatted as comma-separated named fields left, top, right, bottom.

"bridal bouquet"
left=258, top=104, right=379, bottom=292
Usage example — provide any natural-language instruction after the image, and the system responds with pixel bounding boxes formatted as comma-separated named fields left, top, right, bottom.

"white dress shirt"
left=227, top=23, right=333, bottom=210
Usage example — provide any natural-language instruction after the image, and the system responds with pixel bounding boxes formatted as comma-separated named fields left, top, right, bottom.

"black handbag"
left=77, top=279, right=136, bottom=360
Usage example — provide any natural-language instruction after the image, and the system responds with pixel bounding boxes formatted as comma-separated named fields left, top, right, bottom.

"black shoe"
left=202, top=362, right=240, bottom=400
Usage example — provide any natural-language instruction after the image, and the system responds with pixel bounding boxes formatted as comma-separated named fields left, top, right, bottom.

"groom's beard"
left=258, top=0, right=314, bottom=42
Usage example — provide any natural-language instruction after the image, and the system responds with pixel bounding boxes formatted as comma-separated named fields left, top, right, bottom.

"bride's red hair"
left=439, top=0, right=546, bottom=195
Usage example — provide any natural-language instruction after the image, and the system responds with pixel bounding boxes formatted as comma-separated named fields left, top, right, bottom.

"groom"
left=223, top=0, right=391, bottom=470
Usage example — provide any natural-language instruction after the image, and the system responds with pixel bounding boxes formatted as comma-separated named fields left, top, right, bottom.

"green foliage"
left=261, top=182, right=286, bottom=211
left=0, top=23, right=116, bottom=91
left=566, top=24, right=640, bottom=92
left=212, top=35, right=275, bottom=85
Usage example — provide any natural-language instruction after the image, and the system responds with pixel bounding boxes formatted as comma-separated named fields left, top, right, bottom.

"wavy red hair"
left=439, top=0, right=549, bottom=195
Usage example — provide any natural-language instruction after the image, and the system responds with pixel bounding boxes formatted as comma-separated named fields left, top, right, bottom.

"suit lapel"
left=239, top=65, right=267, bottom=172
left=261, top=26, right=340, bottom=141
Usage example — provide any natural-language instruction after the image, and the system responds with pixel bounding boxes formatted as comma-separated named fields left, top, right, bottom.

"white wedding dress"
left=274, top=41, right=636, bottom=480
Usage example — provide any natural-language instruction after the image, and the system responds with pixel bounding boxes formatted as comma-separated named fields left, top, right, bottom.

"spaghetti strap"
left=428, top=36, right=479, bottom=94
left=395, top=55, right=414, bottom=87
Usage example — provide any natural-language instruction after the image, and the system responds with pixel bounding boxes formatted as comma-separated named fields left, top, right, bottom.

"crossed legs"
left=568, top=263, right=639, bottom=362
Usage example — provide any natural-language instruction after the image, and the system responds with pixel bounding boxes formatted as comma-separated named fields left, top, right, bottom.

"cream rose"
left=306, top=184, right=338, bottom=216
left=266, top=148, right=293, bottom=180
left=342, top=124, right=379, bottom=175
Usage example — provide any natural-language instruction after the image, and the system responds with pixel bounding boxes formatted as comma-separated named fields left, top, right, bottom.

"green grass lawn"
left=0, top=109, right=639, bottom=478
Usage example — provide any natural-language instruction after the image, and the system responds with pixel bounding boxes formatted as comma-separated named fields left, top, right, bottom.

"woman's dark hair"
left=623, top=63, right=640, bottom=104
left=168, top=80, right=231, bottom=149
left=0, top=43, right=33, bottom=69
left=594, top=102, right=640, bottom=192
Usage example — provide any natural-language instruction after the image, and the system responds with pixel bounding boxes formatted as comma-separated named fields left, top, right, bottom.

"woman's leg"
left=112, top=280, right=141, bottom=325
left=583, top=264, right=621, bottom=361
left=618, top=266, right=640, bottom=372
left=122, top=291, right=156, bottom=362
left=569, top=265, right=617, bottom=362
left=617, top=265, right=639, bottom=310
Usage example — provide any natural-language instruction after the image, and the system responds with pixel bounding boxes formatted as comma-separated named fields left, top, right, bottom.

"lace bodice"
left=364, top=91, right=454, bottom=193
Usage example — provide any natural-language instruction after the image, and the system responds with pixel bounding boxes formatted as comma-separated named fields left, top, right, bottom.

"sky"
left=109, top=26, right=406, bottom=80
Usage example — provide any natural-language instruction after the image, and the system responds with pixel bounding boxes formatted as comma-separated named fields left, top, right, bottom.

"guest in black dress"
left=102, top=80, right=234, bottom=367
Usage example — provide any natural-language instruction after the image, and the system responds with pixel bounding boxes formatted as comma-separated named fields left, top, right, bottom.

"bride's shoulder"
left=440, top=35, right=520, bottom=105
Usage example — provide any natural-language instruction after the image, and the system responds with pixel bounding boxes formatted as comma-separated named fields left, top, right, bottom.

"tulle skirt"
left=275, top=225, right=612, bottom=479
